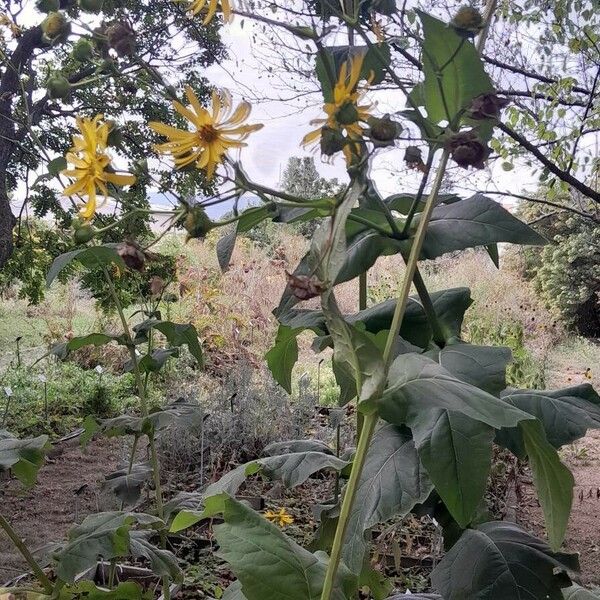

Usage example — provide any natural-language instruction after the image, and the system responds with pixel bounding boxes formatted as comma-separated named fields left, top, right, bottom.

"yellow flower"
left=303, top=54, right=373, bottom=162
left=149, top=86, right=263, bottom=180
left=183, top=0, right=233, bottom=24
left=264, top=507, right=294, bottom=527
left=61, top=115, right=136, bottom=220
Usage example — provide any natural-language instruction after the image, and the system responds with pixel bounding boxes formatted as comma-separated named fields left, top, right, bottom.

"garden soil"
left=0, top=437, right=122, bottom=583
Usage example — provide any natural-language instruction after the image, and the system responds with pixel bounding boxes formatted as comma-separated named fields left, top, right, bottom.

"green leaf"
left=215, top=496, right=357, bottom=600
left=64, top=580, right=149, bottom=599
left=0, top=432, right=50, bottom=487
left=217, top=231, right=236, bottom=272
left=521, top=420, right=574, bottom=551
left=418, top=11, right=494, bottom=125
left=380, top=353, right=531, bottom=430
left=265, top=325, right=300, bottom=393
left=50, top=333, right=126, bottom=361
left=263, top=439, right=333, bottom=456
left=55, top=511, right=163, bottom=582
left=419, top=194, right=547, bottom=259
left=563, top=585, right=600, bottom=599
left=384, top=192, right=460, bottom=215
left=47, top=245, right=125, bottom=287
left=343, top=424, right=433, bottom=572
left=322, top=293, right=385, bottom=408
left=129, top=531, right=182, bottom=580
left=497, top=384, right=600, bottom=453
left=133, top=320, right=203, bottom=366
left=412, top=410, right=494, bottom=528
left=102, top=462, right=153, bottom=506
left=436, top=342, right=512, bottom=396
left=236, top=205, right=274, bottom=232
left=431, top=521, right=579, bottom=600
left=128, top=348, right=180, bottom=374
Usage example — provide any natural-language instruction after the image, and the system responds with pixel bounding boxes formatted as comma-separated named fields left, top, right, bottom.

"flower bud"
left=72, top=38, right=94, bottom=62
left=79, top=0, right=104, bottom=12
left=106, top=121, right=123, bottom=147
left=35, top=0, right=60, bottom=13
left=451, top=6, right=484, bottom=36
left=106, top=21, right=136, bottom=57
left=446, top=130, right=490, bottom=170
left=469, top=93, right=509, bottom=120
left=73, top=224, right=96, bottom=244
left=335, top=101, right=359, bottom=126
left=118, top=241, right=146, bottom=271
left=320, top=126, right=346, bottom=156
left=41, top=11, right=71, bottom=45
left=286, top=272, right=325, bottom=300
left=183, top=206, right=214, bottom=240
left=46, top=74, right=71, bottom=99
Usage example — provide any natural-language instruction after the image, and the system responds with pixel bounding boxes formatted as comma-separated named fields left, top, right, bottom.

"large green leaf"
left=215, top=496, right=356, bottom=600
left=102, top=462, right=153, bottom=506
left=342, top=424, right=433, bottom=573
left=419, top=194, right=547, bottom=259
left=497, top=384, right=600, bottom=454
left=379, top=354, right=532, bottom=430
left=0, top=432, right=50, bottom=487
left=133, top=320, right=203, bottom=366
left=436, top=342, right=512, bottom=396
left=47, top=245, right=124, bottom=287
left=265, top=325, right=300, bottom=393
left=431, top=521, right=579, bottom=600
left=379, top=353, right=533, bottom=526
left=264, top=439, right=333, bottom=456
left=61, top=580, right=149, bottom=599
left=418, top=11, right=494, bottom=125
left=129, top=531, right=182, bottom=580
left=322, top=293, right=385, bottom=408
left=521, top=420, right=574, bottom=550
left=412, top=410, right=494, bottom=528
left=54, top=511, right=163, bottom=582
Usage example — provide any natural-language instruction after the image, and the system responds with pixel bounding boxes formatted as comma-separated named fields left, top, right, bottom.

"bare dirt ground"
left=517, top=339, right=600, bottom=585
left=0, top=437, right=122, bottom=583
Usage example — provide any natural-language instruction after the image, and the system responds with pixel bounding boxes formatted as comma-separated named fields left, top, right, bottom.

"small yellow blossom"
left=61, top=115, right=136, bottom=220
left=183, top=0, right=233, bottom=24
left=149, top=86, right=263, bottom=180
left=303, top=54, right=374, bottom=163
left=264, top=507, right=294, bottom=527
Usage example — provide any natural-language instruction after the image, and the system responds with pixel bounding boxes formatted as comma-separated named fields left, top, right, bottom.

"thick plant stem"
left=0, top=513, right=53, bottom=594
left=412, top=267, right=447, bottom=347
left=320, top=151, right=450, bottom=600
left=319, top=413, right=378, bottom=600
left=356, top=272, right=368, bottom=439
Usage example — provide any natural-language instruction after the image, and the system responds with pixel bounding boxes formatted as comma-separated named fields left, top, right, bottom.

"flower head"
left=62, top=115, right=136, bottom=220
left=303, top=54, right=373, bottom=163
left=150, top=86, right=263, bottom=180
left=183, top=0, right=232, bottom=25
left=264, top=508, right=294, bottom=527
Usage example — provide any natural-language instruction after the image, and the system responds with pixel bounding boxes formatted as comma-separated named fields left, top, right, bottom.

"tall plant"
left=1, top=1, right=600, bottom=600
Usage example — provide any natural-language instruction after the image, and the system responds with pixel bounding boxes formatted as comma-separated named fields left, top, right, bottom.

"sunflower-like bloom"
left=303, top=54, right=374, bottom=162
left=264, top=508, right=294, bottom=527
left=184, top=0, right=232, bottom=24
left=149, top=86, right=263, bottom=180
left=62, top=115, right=136, bottom=220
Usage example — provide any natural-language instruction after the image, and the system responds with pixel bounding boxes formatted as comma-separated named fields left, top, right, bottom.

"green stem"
left=0, top=513, right=53, bottom=594
left=412, top=267, right=446, bottom=346
left=320, top=150, right=450, bottom=600
left=357, top=272, right=368, bottom=439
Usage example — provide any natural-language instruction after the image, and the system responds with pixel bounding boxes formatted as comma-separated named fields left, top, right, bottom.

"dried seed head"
left=118, top=241, right=146, bottom=271
left=446, top=130, right=490, bottom=170
left=451, top=6, right=484, bottom=36
left=286, top=272, right=325, bottom=300
left=368, top=114, right=401, bottom=146
left=41, top=11, right=71, bottom=44
left=469, top=93, right=510, bottom=120
left=79, top=0, right=104, bottom=13
left=107, top=21, right=136, bottom=57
